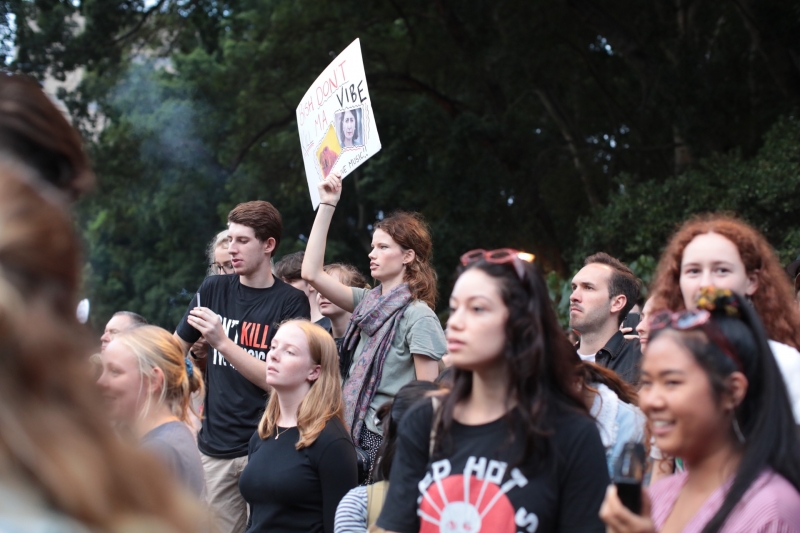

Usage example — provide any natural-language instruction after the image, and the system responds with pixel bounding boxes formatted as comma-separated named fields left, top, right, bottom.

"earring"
left=732, top=417, right=746, bottom=444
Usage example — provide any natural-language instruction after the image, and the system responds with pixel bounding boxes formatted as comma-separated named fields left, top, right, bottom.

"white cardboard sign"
left=296, top=38, right=381, bottom=209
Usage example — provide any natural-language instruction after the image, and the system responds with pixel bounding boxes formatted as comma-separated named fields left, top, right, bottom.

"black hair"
left=584, top=252, right=641, bottom=325
left=648, top=293, right=800, bottom=533
left=433, top=259, right=587, bottom=466
left=372, top=380, right=442, bottom=482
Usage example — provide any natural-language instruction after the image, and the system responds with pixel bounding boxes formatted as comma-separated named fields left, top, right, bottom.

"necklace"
left=274, top=426, right=293, bottom=440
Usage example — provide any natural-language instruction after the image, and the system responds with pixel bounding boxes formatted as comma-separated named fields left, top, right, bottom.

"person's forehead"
left=228, top=223, right=257, bottom=239
left=371, top=228, right=396, bottom=245
left=573, top=263, right=612, bottom=285
left=106, top=314, right=134, bottom=331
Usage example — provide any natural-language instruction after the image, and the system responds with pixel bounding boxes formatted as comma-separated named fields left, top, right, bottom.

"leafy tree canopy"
left=5, top=0, right=800, bottom=329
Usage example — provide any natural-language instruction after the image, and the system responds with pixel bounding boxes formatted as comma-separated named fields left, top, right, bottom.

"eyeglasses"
left=460, top=248, right=535, bottom=280
left=649, top=309, right=743, bottom=372
left=210, top=262, right=234, bottom=275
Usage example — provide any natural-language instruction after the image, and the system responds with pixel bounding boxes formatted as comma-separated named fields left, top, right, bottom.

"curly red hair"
left=650, top=214, right=800, bottom=349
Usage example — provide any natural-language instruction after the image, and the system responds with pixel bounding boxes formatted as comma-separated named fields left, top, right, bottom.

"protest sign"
left=296, top=38, right=381, bottom=209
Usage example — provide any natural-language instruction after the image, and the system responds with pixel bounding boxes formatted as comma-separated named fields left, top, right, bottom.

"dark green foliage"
left=574, top=116, right=800, bottom=266
left=6, top=0, right=800, bottom=330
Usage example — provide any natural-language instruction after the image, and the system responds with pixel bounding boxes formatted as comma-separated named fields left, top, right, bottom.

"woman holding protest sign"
left=302, top=172, right=446, bottom=477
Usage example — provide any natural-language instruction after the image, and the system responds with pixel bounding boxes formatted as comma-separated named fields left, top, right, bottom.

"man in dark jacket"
left=570, top=252, right=642, bottom=385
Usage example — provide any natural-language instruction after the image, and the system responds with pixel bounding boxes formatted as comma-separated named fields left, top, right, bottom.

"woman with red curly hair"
left=649, top=214, right=800, bottom=423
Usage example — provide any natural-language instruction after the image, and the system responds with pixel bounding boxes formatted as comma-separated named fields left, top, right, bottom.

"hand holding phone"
left=613, top=442, right=646, bottom=514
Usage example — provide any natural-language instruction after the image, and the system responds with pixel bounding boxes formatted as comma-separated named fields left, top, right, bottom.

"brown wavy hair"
left=0, top=163, right=203, bottom=532
left=649, top=213, right=800, bottom=349
left=374, top=211, right=437, bottom=309
left=258, top=320, right=344, bottom=449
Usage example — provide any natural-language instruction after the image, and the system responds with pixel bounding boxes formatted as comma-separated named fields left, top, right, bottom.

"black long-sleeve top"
left=239, top=417, right=358, bottom=533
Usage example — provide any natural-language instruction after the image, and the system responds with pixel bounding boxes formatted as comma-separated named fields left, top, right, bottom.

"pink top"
left=649, top=469, right=800, bottom=532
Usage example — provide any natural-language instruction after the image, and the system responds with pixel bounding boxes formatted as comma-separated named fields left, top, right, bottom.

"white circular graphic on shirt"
left=439, top=501, right=481, bottom=532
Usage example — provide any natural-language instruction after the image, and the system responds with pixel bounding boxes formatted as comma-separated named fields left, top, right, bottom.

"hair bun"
left=695, top=286, right=741, bottom=317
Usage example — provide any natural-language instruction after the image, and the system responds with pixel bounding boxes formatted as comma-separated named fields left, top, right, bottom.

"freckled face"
left=680, top=233, right=757, bottom=309
left=445, top=269, right=508, bottom=371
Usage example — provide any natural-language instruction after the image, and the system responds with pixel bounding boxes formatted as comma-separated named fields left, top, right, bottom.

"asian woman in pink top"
left=600, top=288, right=800, bottom=533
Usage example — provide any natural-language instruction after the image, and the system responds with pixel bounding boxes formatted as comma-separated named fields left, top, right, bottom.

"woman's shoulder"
left=406, top=299, right=438, bottom=318
left=315, top=417, right=352, bottom=444
left=736, top=470, right=800, bottom=524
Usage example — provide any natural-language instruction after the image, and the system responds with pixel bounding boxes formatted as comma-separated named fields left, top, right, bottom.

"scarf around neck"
left=341, top=282, right=413, bottom=443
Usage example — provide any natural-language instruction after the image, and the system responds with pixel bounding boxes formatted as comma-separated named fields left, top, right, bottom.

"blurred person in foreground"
left=0, top=162, right=203, bottom=532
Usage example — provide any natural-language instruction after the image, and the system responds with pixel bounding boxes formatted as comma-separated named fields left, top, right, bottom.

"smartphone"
left=622, top=312, right=640, bottom=331
left=613, top=442, right=645, bottom=514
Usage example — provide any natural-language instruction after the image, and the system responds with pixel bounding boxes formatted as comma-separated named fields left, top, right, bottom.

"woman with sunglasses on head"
left=377, top=249, right=610, bottom=533
left=239, top=319, right=358, bottom=533
left=302, top=173, right=446, bottom=472
left=601, top=288, right=800, bottom=533
left=648, top=214, right=800, bottom=424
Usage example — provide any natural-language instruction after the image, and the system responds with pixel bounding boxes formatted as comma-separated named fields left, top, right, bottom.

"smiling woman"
left=600, top=289, right=800, bottom=533
left=239, top=320, right=357, bottom=533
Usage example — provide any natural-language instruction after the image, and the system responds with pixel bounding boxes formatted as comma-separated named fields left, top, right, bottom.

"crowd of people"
left=0, top=71, right=799, bottom=533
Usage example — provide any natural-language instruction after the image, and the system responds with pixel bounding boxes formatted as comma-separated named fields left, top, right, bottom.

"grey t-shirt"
left=349, top=287, right=447, bottom=435
left=141, top=421, right=207, bottom=499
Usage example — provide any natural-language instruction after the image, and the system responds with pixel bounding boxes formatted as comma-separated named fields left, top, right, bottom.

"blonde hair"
left=257, top=320, right=344, bottom=449
left=0, top=162, right=203, bottom=532
left=114, top=325, right=204, bottom=424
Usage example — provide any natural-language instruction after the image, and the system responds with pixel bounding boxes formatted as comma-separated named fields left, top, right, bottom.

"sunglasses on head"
left=650, top=309, right=744, bottom=372
left=460, top=248, right=535, bottom=280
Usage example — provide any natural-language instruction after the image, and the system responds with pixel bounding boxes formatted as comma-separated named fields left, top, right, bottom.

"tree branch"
left=113, top=0, right=169, bottom=43
left=228, top=112, right=296, bottom=173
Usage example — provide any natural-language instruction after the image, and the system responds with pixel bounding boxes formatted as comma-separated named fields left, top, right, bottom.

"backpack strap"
left=366, top=480, right=389, bottom=529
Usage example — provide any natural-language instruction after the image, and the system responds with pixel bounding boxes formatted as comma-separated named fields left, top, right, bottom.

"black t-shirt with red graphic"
left=377, top=399, right=609, bottom=533
left=176, top=274, right=310, bottom=458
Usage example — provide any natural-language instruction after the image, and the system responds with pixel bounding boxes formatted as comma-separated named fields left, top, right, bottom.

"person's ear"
left=149, top=367, right=165, bottom=396
left=723, top=371, right=749, bottom=410
left=610, top=294, right=627, bottom=315
left=308, top=364, right=321, bottom=383
left=402, top=249, right=416, bottom=266
left=263, top=237, right=276, bottom=256
left=745, top=270, right=759, bottom=297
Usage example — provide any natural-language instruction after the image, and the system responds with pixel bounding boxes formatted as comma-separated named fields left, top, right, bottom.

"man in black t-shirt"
left=174, top=201, right=310, bottom=533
